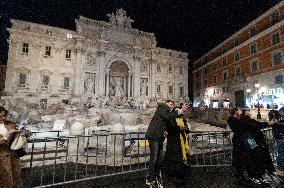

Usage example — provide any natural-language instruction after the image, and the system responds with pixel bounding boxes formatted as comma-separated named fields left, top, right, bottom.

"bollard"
left=68, top=121, right=85, bottom=155
left=109, top=123, right=125, bottom=156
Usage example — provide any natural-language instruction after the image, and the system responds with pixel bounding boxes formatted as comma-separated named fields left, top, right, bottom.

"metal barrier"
left=21, top=128, right=275, bottom=187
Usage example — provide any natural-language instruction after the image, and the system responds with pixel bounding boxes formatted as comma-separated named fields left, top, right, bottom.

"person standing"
left=269, top=107, right=284, bottom=178
left=164, top=111, right=190, bottom=188
left=145, top=100, right=189, bottom=186
left=0, top=106, right=22, bottom=188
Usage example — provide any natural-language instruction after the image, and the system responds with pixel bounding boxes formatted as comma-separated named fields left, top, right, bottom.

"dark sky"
left=0, top=0, right=282, bottom=64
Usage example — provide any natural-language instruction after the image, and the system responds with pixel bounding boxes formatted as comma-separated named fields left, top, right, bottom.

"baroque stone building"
left=4, top=9, right=188, bottom=106
left=193, top=1, right=284, bottom=109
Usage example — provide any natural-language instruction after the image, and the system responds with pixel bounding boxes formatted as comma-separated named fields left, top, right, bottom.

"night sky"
left=0, top=0, right=282, bottom=65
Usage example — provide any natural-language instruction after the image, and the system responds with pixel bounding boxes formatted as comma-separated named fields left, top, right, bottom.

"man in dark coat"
left=240, top=111, right=275, bottom=182
left=145, top=100, right=189, bottom=186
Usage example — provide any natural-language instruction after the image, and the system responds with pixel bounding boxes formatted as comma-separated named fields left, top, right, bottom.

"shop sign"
left=264, top=88, right=283, bottom=95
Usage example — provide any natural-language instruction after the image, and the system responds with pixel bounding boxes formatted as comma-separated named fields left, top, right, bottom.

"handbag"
left=9, top=130, right=31, bottom=151
left=244, top=135, right=258, bottom=150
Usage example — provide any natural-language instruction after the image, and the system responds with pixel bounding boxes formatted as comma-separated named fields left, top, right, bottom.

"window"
left=67, top=33, right=73, bottom=39
left=222, top=87, right=227, bottom=93
left=234, top=51, right=240, bottom=61
left=179, top=86, right=184, bottom=97
left=213, top=75, right=217, bottom=84
left=235, top=67, right=241, bottom=77
left=157, top=84, right=161, bottom=93
left=157, top=64, right=161, bottom=73
left=275, top=75, right=283, bottom=84
left=22, top=43, right=29, bottom=54
left=271, top=11, right=280, bottom=25
left=251, top=60, right=258, bottom=72
left=168, top=65, right=173, bottom=73
left=18, top=73, right=27, bottom=87
left=203, top=79, right=207, bottom=87
left=196, top=82, right=200, bottom=89
left=46, top=29, right=52, bottom=35
left=65, top=49, right=71, bottom=60
left=223, top=72, right=228, bottom=80
left=222, top=58, right=227, bottom=66
left=212, top=64, right=216, bottom=72
left=64, top=77, right=70, bottom=89
left=273, top=52, right=282, bottom=65
left=204, top=68, right=207, bottom=75
left=45, top=46, right=51, bottom=56
left=42, top=75, right=50, bottom=88
left=235, top=37, right=240, bottom=46
left=168, top=85, right=173, bottom=94
left=250, top=43, right=257, bottom=54
left=179, top=66, right=183, bottom=74
left=222, top=45, right=227, bottom=53
left=250, top=26, right=256, bottom=37
left=272, top=32, right=280, bottom=45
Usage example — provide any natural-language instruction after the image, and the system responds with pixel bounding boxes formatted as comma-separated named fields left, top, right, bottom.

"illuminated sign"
left=264, top=88, right=283, bottom=95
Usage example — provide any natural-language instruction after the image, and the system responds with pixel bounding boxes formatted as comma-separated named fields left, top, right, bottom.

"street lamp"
left=255, top=83, right=261, bottom=119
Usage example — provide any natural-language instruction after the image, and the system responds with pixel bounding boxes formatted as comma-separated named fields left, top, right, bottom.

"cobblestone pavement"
left=38, top=167, right=278, bottom=188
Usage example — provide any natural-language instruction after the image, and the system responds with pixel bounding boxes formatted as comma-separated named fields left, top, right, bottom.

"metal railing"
left=21, top=128, right=275, bottom=187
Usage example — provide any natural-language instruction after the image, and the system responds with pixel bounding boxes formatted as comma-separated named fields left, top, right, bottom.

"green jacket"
left=146, top=104, right=180, bottom=141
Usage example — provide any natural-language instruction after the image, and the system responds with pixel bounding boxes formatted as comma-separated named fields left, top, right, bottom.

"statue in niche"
left=110, top=77, right=124, bottom=97
left=140, top=79, right=148, bottom=96
left=114, top=79, right=124, bottom=97
left=84, top=74, right=95, bottom=94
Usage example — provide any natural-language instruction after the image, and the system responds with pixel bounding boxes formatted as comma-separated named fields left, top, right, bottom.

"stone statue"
left=140, top=79, right=148, bottom=96
left=107, top=8, right=134, bottom=28
left=84, top=75, right=95, bottom=94
left=114, top=79, right=124, bottom=97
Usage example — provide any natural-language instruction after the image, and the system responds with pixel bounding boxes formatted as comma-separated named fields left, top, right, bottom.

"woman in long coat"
left=163, top=112, right=190, bottom=188
left=0, top=106, right=22, bottom=188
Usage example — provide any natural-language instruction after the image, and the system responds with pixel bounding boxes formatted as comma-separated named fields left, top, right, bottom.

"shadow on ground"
left=26, top=166, right=278, bottom=188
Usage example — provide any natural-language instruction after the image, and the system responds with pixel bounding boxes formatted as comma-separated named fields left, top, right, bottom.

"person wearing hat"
left=270, top=107, right=284, bottom=178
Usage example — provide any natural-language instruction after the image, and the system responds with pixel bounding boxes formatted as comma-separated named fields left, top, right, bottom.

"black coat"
left=146, top=104, right=179, bottom=142
left=227, top=115, right=275, bottom=178
left=164, top=117, right=190, bottom=178
left=241, top=116, right=275, bottom=176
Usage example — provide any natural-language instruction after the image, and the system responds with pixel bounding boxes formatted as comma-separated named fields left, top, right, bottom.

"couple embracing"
left=145, top=100, right=190, bottom=188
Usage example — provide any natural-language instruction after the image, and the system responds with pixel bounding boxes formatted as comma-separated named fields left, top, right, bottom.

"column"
left=133, top=57, right=141, bottom=97
left=97, top=51, right=106, bottom=96
left=74, top=48, right=83, bottom=96
left=123, top=76, right=127, bottom=97
left=128, top=72, right=131, bottom=97
left=106, top=71, right=110, bottom=97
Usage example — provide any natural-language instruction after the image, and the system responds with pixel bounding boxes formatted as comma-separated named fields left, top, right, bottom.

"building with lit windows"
left=193, top=1, right=284, bottom=109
